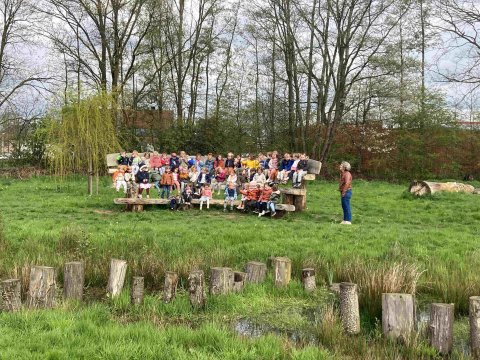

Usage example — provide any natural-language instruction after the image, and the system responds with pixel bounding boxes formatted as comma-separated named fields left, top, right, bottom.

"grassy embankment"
left=0, top=176, right=479, bottom=359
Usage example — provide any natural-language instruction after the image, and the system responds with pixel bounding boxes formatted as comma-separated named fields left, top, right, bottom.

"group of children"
left=112, top=150, right=310, bottom=217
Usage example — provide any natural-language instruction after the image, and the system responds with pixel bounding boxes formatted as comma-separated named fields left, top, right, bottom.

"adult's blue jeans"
left=341, top=189, right=352, bottom=222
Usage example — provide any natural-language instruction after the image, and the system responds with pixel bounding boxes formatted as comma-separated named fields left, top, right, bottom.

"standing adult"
left=339, top=161, right=353, bottom=225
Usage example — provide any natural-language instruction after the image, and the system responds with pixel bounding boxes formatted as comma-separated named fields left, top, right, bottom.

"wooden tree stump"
left=245, top=261, right=267, bottom=283
left=107, top=259, right=127, bottom=298
left=188, top=270, right=206, bottom=309
left=382, top=293, right=415, bottom=342
left=470, top=296, right=480, bottom=359
left=1, top=279, right=21, bottom=312
left=428, top=303, right=454, bottom=355
left=27, top=266, right=56, bottom=309
left=209, top=267, right=234, bottom=295
left=233, top=271, right=246, bottom=292
left=131, top=276, right=144, bottom=305
left=64, top=261, right=85, bottom=300
left=132, top=204, right=144, bottom=212
left=273, top=257, right=291, bottom=287
left=339, top=282, right=360, bottom=334
left=163, top=271, right=179, bottom=303
left=301, top=268, right=316, bottom=293
left=282, top=189, right=307, bottom=212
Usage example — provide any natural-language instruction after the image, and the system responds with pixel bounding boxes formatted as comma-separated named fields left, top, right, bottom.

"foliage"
left=47, top=92, right=121, bottom=178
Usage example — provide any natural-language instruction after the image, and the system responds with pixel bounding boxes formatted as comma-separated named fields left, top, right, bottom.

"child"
left=293, top=153, right=308, bottom=188
left=116, top=151, right=130, bottom=166
left=205, top=153, right=215, bottom=176
left=278, top=153, right=293, bottom=184
left=224, top=182, right=237, bottom=212
left=172, top=167, right=181, bottom=195
left=246, top=182, right=260, bottom=213
left=159, top=153, right=169, bottom=175
left=113, top=166, right=127, bottom=194
left=225, top=152, right=235, bottom=169
left=253, top=167, right=266, bottom=185
left=124, top=166, right=135, bottom=197
left=179, top=166, right=190, bottom=193
left=199, top=184, right=212, bottom=210
left=258, top=184, right=273, bottom=217
left=182, top=185, right=193, bottom=209
left=137, top=165, right=151, bottom=198
left=193, top=153, right=204, bottom=172
left=130, top=150, right=142, bottom=175
left=226, top=168, right=237, bottom=186
left=150, top=169, right=162, bottom=196
left=189, top=166, right=199, bottom=191
left=150, top=151, right=162, bottom=171
left=214, top=154, right=225, bottom=169
left=268, top=151, right=278, bottom=182
left=214, top=166, right=226, bottom=195
left=169, top=152, right=180, bottom=170
left=267, top=184, right=281, bottom=217
left=169, top=195, right=180, bottom=211
left=160, top=166, right=174, bottom=198
left=238, top=183, right=249, bottom=210
left=197, top=167, right=211, bottom=188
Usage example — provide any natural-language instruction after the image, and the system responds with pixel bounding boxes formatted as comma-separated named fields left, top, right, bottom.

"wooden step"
left=280, top=188, right=307, bottom=196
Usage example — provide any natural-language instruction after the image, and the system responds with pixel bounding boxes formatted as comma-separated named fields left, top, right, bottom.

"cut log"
left=188, top=270, right=206, bottom=309
left=209, top=267, right=234, bottom=295
left=280, top=188, right=307, bottom=196
left=409, top=181, right=475, bottom=196
left=428, top=303, right=454, bottom=355
left=107, top=259, right=127, bottom=298
left=273, top=257, right=291, bottom=287
left=339, top=282, right=360, bottom=334
left=163, top=271, right=179, bottom=303
left=470, top=296, right=480, bottom=359
left=64, top=261, right=85, bottom=300
left=303, top=174, right=316, bottom=181
left=245, top=261, right=267, bottom=283
left=131, top=276, right=144, bottom=305
left=301, top=268, right=316, bottom=293
left=233, top=271, right=246, bottom=292
left=382, top=293, right=415, bottom=342
left=282, top=192, right=306, bottom=212
left=1, top=279, right=21, bottom=312
left=27, top=266, right=56, bottom=309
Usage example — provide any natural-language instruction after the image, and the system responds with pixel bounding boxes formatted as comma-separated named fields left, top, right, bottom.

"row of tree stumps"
left=2, top=259, right=479, bottom=357
left=336, top=284, right=480, bottom=357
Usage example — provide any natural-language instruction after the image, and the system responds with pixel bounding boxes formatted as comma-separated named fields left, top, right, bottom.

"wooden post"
left=245, top=261, right=267, bottom=283
left=428, top=303, right=454, bottom=355
left=339, top=282, right=360, bottom=334
left=470, top=296, right=480, bottom=359
left=27, top=266, right=56, bottom=309
left=64, top=261, right=85, bottom=300
left=282, top=188, right=307, bottom=212
left=188, top=270, right=206, bottom=309
left=1, top=279, right=21, bottom=312
left=131, top=276, right=144, bottom=305
left=273, top=257, right=291, bottom=287
left=233, top=271, right=246, bottom=292
left=382, top=293, right=415, bottom=342
left=132, top=204, right=144, bottom=212
left=301, top=268, right=316, bottom=293
left=210, top=267, right=234, bottom=295
left=107, top=259, right=127, bottom=298
left=163, top=271, right=179, bottom=303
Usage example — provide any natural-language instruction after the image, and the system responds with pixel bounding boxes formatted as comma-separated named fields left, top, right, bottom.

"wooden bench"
left=114, top=197, right=295, bottom=213
left=280, top=159, right=321, bottom=212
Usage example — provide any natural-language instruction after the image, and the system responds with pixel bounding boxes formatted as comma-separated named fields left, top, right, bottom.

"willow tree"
left=48, top=92, right=120, bottom=195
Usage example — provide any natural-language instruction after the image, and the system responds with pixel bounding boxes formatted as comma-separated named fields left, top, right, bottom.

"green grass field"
left=0, top=176, right=479, bottom=359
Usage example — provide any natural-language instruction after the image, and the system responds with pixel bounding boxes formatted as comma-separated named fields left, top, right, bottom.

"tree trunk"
left=273, top=257, right=291, bottom=287
left=301, top=268, right=316, bottom=293
left=163, top=271, right=179, bottom=303
left=470, top=296, right=480, bottom=359
left=27, top=266, right=56, bottom=309
left=233, top=271, right=246, bottom=293
left=428, top=303, right=454, bottom=355
left=1, top=279, right=21, bottom=312
left=63, top=261, right=84, bottom=300
left=409, top=181, right=475, bottom=196
left=188, top=270, right=206, bottom=309
left=245, top=261, right=267, bottom=283
left=107, top=259, right=127, bottom=298
left=209, top=267, right=234, bottom=295
left=382, top=293, right=415, bottom=342
left=339, top=282, right=360, bottom=334
left=131, top=276, right=144, bottom=305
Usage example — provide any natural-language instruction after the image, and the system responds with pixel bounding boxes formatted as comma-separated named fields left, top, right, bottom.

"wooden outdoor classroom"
left=107, top=153, right=322, bottom=214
